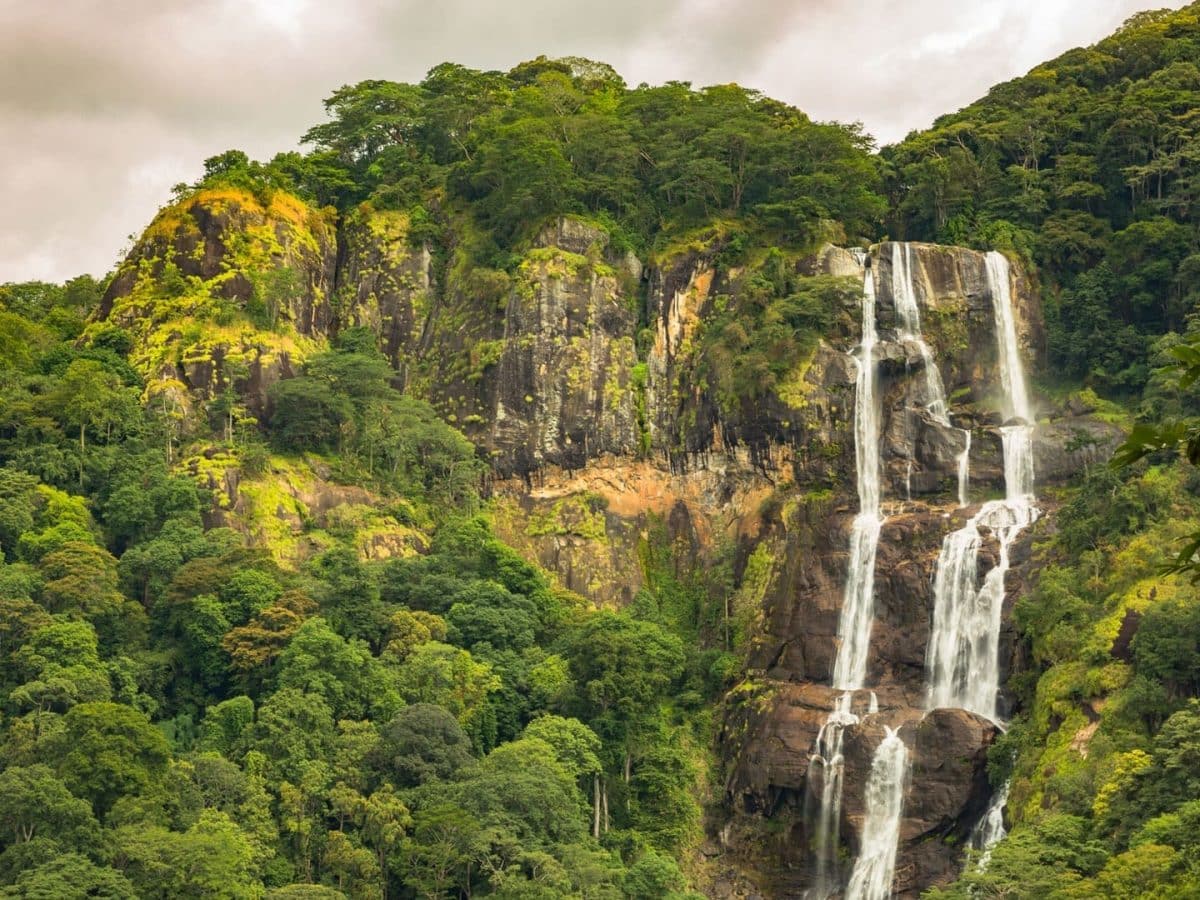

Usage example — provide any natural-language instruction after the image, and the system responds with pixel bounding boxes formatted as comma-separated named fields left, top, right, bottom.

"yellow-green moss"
left=182, top=448, right=240, bottom=510
left=98, top=187, right=334, bottom=394
left=650, top=219, right=741, bottom=267
left=776, top=354, right=816, bottom=409
left=524, top=493, right=608, bottom=542
left=233, top=456, right=318, bottom=564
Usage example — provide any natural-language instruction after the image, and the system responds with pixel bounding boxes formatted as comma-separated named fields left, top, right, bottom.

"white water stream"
left=926, top=251, right=1038, bottom=720
left=810, top=261, right=885, bottom=898
left=810, top=247, right=1035, bottom=897
left=832, top=264, right=884, bottom=692
left=969, top=779, right=1010, bottom=869
left=891, top=243, right=972, bottom=506
left=845, top=727, right=909, bottom=900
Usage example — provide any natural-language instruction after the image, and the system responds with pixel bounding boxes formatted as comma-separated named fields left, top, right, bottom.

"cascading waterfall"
left=969, top=780, right=1010, bottom=869
left=926, top=251, right=1038, bottom=720
left=809, top=694, right=858, bottom=894
left=808, top=247, right=1036, bottom=896
left=891, top=243, right=949, bottom=423
left=809, top=261, right=884, bottom=899
left=957, top=431, right=971, bottom=508
left=986, top=253, right=1033, bottom=438
left=844, top=728, right=909, bottom=900
left=891, top=243, right=972, bottom=506
left=832, top=264, right=884, bottom=692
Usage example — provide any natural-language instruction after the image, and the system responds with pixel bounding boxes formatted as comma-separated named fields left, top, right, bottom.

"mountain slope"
left=0, top=14, right=1198, bottom=898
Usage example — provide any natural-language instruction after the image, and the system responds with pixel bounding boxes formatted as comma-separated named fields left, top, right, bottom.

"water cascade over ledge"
left=890, top=243, right=972, bottom=506
left=808, top=260, right=884, bottom=898
left=805, top=245, right=1038, bottom=898
left=926, top=251, right=1038, bottom=719
left=832, top=265, right=884, bottom=692
left=801, top=244, right=1042, bottom=897
left=845, top=728, right=910, bottom=900
left=969, top=779, right=1011, bottom=869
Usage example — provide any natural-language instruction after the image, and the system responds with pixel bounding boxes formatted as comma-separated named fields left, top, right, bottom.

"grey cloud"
left=0, top=0, right=1187, bottom=281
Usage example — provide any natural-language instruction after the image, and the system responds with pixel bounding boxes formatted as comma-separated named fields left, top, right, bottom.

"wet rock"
left=1033, top=418, right=1125, bottom=482
left=876, top=339, right=928, bottom=376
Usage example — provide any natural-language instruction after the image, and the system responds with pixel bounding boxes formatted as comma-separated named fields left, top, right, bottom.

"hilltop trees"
left=886, top=5, right=1200, bottom=394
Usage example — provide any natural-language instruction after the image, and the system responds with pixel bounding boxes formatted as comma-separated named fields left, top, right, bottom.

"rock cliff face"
left=99, top=188, right=338, bottom=419
left=337, top=206, right=433, bottom=379
left=102, top=192, right=1124, bottom=896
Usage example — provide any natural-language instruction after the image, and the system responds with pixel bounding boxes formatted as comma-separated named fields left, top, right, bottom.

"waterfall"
left=832, top=265, right=884, bottom=692
left=891, top=243, right=949, bottom=423
left=969, top=780, right=1009, bottom=870
left=927, top=252, right=1037, bottom=713
left=807, top=247, right=1035, bottom=896
left=844, top=728, right=909, bottom=900
left=809, top=262, right=885, bottom=899
left=985, top=253, right=1032, bottom=430
left=891, top=243, right=972, bottom=505
left=957, top=430, right=971, bottom=508
left=810, top=693, right=859, bottom=894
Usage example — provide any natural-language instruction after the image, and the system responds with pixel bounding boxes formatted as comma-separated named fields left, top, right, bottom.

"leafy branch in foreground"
left=1114, top=337, right=1200, bottom=580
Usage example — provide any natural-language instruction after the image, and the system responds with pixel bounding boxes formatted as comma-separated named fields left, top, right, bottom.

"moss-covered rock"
left=97, top=186, right=337, bottom=415
left=337, top=204, right=434, bottom=374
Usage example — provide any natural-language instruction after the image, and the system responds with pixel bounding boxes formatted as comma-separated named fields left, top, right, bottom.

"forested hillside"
left=0, top=5, right=1198, bottom=899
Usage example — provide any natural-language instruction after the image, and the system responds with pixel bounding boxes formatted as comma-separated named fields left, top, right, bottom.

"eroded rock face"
left=483, top=241, right=1080, bottom=897
left=337, top=207, right=434, bottom=374
left=488, top=228, right=641, bottom=474
left=720, top=684, right=997, bottom=898
left=105, top=200, right=1106, bottom=897
left=709, top=243, right=1092, bottom=899
left=483, top=239, right=1076, bottom=898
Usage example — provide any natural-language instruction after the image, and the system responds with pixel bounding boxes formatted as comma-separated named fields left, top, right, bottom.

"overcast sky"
left=0, top=0, right=1187, bottom=283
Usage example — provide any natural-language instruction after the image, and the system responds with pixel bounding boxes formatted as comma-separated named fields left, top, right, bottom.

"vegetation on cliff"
left=887, top=4, right=1200, bottom=397
left=3, top=6, right=1200, bottom=896
left=891, top=6, right=1200, bottom=896
left=0, top=275, right=729, bottom=897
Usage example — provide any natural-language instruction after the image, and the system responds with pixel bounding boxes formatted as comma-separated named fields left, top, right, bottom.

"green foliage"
left=374, top=703, right=474, bottom=788
left=0, top=853, right=136, bottom=899
left=887, top=4, right=1200, bottom=395
left=1114, top=330, right=1200, bottom=580
left=696, top=260, right=852, bottom=417
left=16, top=28, right=1200, bottom=899
left=288, top=58, right=885, bottom=254
left=47, top=702, right=171, bottom=817
left=276, top=617, right=400, bottom=720
left=969, top=454, right=1200, bottom=897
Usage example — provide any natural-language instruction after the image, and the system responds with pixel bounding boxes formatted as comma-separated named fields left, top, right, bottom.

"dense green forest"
left=0, top=275, right=726, bottom=897
left=1, top=4, right=1200, bottom=898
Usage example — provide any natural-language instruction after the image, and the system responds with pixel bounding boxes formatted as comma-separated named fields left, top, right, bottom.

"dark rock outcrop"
left=99, top=188, right=338, bottom=419
left=337, top=206, right=433, bottom=374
